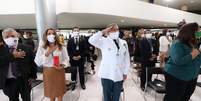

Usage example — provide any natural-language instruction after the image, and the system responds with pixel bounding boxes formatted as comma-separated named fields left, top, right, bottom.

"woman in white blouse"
left=35, top=28, right=69, bottom=101
left=159, top=29, right=171, bottom=67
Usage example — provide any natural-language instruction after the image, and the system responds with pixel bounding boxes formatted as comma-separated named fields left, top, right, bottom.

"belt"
left=7, top=76, right=21, bottom=80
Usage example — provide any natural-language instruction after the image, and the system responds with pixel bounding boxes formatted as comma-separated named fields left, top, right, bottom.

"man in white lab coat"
left=89, top=23, right=130, bottom=101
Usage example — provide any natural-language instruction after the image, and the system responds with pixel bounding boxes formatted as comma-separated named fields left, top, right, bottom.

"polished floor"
left=1, top=56, right=201, bottom=101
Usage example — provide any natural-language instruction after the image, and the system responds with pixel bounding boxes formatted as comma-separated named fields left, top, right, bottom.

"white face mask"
left=47, top=35, right=55, bottom=42
left=166, top=32, right=170, bottom=36
left=109, top=31, right=119, bottom=39
left=23, top=35, right=27, bottom=39
left=89, top=33, right=93, bottom=36
left=141, top=34, right=144, bottom=37
left=129, top=34, right=132, bottom=37
left=73, top=31, right=79, bottom=37
left=56, top=32, right=59, bottom=35
left=146, top=34, right=152, bottom=39
left=4, top=38, right=18, bottom=46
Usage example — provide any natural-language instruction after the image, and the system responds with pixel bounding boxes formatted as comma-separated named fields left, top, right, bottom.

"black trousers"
left=140, top=66, right=153, bottom=87
left=70, top=60, right=85, bottom=85
left=164, top=72, right=197, bottom=101
left=3, top=77, right=31, bottom=101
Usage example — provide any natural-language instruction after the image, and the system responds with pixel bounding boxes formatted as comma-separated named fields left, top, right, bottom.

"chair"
left=132, top=67, right=142, bottom=84
left=102, top=87, right=125, bottom=101
left=196, top=68, right=201, bottom=87
left=31, top=67, right=44, bottom=101
left=31, top=80, right=44, bottom=101
left=144, top=67, right=166, bottom=101
left=65, top=66, right=80, bottom=101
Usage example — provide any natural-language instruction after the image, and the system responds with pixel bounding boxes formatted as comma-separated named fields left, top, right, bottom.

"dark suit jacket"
left=85, top=36, right=95, bottom=54
left=67, top=37, right=87, bottom=63
left=25, top=38, right=34, bottom=50
left=139, top=38, right=159, bottom=67
left=0, top=43, right=37, bottom=89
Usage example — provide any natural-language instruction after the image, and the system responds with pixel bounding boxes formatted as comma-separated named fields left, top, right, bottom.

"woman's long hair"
left=136, top=31, right=143, bottom=40
left=42, top=28, right=63, bottom=51
left=174, top=22, right=199, bottom=48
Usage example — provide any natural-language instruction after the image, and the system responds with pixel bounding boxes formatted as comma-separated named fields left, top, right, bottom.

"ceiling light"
left=164, top=24, right=167, bottom=26
left=166, top=0, right=171, bottom=2
left=151, top=26, right=154, bottom=28
left=57, top=21, right=59, bottom=23
left=121, top=20, right=124, bottom=22
left=191, top=1, right=194, bottom=3
left=20, top=28, right=23, bottom=29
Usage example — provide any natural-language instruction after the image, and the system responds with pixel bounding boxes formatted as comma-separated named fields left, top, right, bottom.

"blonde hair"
left=136, top=31, right=143, bottom=40
left=42, top=28, right=63, bottom=51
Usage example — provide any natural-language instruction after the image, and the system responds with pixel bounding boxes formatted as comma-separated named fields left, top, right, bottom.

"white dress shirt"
left=159, top=36, right=170, bottom=52
left=34, top=43, right=69, bottom=68
left=89, top=31, right=130, bottom=82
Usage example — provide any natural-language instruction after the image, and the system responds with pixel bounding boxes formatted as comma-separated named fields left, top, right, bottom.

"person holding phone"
left=164, top=23, right=201, bottom=101
left=35, top=28, right=69, bottom=101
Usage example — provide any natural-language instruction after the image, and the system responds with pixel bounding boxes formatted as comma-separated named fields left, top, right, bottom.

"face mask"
left=166, top=32, right=170, bottom=36
left=73, top=31, right=79, bottom=37
left=56, top=32, right=59, bottom=35
left=47, top=35, right=55, bottom=42
left=89, top=33, right=93, bottom=36
left=4, top=38, right=18, bottom=46
left=23, top=35, right=27, bottom=39
left=146, top=34, right=152, bottom=39
left=141, top=34, right=144, bottom=37
left=109, top=31, right=119, bottom=39
left=129, top=34, right=132, bottom=37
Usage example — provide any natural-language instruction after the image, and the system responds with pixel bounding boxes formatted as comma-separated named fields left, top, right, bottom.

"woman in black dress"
left=133, top=31, right=144, bottom=67
left=124, top=31, right=135, bottom=61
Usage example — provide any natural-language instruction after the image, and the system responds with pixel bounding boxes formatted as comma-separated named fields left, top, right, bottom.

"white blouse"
left=34, top=43, right=69, bottom=68
left=159, top=36, right=170, bottom=52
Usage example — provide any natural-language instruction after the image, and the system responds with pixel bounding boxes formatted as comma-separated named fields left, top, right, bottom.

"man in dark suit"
left=24, top=31, right=34, bottom=50
left=139, top=29, right=159, bottom=91
left=67, top=27, right=87, bottom=90
left=85, top=30, right=96, bottom=74
left=0, top=28, right=37, bottom=101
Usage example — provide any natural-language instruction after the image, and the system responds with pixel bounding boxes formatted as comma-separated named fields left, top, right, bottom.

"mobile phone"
left=54, top=56, right=59, bottom=66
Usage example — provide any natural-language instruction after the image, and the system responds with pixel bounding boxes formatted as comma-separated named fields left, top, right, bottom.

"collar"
left=8, top=44, right=18, bottom=49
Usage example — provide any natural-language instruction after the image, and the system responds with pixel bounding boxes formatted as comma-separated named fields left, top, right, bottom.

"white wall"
left=0, top=0, right=200, bottom=26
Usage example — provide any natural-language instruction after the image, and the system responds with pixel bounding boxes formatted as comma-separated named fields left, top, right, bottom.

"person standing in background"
left=89, top=23, right=130, bottom=101
left=55, top=29, right=65, bottom=45
left=133, top=31, right=143, bottom=67
left=17, top=32, right=23, bottom=43
left=177, top=19, right=186, bottom=30
left=164, top=23, right=201, bottom=101
left=149, top=0, right=154, bottom=4
left=0, top=28, right=37, bottom=101
left=125, top=31, right=135, bottom=60
left=35, top=28, right=68, bottom=101
left=181, top=3, right=188, bottom=11
left=159, top=29, right=171, bottom=67
left=139, top=29, right=159, bottom=91
left=0, top=36, right=3, bottom=45
left=24, top=31, right=34, bottom=50
left=32, top=37, right=38, bottom=55
left=67, top=27, right=87, bottom=90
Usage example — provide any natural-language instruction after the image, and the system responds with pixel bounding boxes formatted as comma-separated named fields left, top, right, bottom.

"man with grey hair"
left=0, top=28, right=37, bottom=101
left=89, top=23, right=130, bottom=101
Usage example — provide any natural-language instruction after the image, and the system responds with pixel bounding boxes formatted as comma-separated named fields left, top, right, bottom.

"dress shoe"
left=71, top=85, right=75, bottom=91
left=81, top=84, right=86, bottom=90
left=140, top=86, right=146, bottom=92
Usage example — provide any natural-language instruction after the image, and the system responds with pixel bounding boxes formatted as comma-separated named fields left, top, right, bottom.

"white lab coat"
left=89, top=31, right=130, bottom=82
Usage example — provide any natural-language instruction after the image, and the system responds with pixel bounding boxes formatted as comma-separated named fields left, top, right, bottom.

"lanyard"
left=51, top=52, right=54, bottom=58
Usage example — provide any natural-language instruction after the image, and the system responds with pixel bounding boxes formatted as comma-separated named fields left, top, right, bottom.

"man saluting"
left=89, top=23, right=130, bottom=101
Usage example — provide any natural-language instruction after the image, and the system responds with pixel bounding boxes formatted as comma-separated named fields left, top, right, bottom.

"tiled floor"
left=1, top=56, right=201, bottom=101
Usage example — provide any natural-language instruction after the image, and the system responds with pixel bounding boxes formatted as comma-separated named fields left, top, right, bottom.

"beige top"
left=181, top=5, right=188, bottom=11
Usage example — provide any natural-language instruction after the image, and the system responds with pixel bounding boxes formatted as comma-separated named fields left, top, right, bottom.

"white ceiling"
left=0, top=13, right=177, bottom=30
left=139, top=0, right=201, bottom=10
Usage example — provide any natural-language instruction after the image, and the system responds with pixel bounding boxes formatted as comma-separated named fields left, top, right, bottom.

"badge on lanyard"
left=76, top=46, right=79, bottom=50
left=131, top=42, right=133, bottom=44
left=151, top=47, right=154, bottom=52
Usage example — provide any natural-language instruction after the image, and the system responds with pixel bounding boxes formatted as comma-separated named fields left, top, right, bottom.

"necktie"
left=9, top=47, right=19, bottom=77
left=75, top=38, right=79, bottom=45
left=148, top=39, right=153, bottom=54
left=113, top=39, right=119, bottom=50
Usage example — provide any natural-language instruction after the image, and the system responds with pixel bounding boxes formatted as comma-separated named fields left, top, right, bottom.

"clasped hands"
left=73, top=56, right=81, bottom=61
left=149, top=54, right=156, bottom=61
